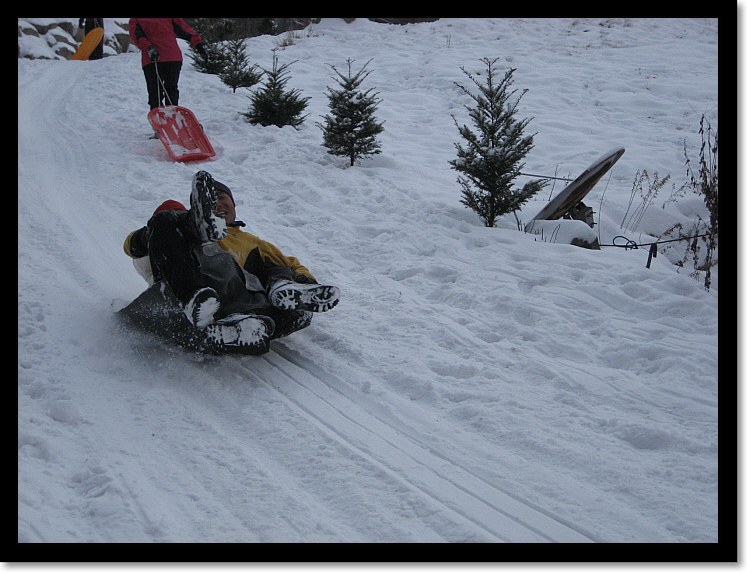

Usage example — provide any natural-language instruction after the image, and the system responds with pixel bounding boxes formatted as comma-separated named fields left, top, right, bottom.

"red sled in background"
left=148, top=105, right=216, bottom=162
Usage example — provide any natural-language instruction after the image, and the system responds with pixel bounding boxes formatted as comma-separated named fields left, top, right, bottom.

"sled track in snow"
left=229, top=345, right=596, bottom=543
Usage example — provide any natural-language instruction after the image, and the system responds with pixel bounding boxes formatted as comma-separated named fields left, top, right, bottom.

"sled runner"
left=117, top=281, right=270, bottom=356
left=532, top=147, right=625, bottom=223
left=148, top=105, right=216, bottom=162
left=71, top=27, right=104, bottom=61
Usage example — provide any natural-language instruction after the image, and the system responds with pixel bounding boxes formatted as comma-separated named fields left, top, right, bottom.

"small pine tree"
left=191, top=18, right=236, bottom=43
left=189, top=42, right=229, bottom=75
left=187, top=17, right=232, bottom=75
left=219, top=39, right=261, bottom=93
left=242, top=52, right=310, bottom=128
left=258, top=18, right=279, bottom=36
left=318, top=58, right=385, bottom=166
left=450, top=58, right=546, bottom=228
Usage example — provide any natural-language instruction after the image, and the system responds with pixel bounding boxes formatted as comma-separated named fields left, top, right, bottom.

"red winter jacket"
left=129, top=18, right=202, bottom=67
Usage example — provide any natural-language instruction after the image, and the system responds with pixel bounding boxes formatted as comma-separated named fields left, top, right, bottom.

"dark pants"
left=146, top=209, right=310, bottom=339
left=82, top=18, right=104, bottom=60
left=143, top=61, right=182, bottom=110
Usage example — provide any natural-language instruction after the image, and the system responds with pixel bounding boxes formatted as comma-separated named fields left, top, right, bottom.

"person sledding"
left=122, top=171, right=340, bottom=355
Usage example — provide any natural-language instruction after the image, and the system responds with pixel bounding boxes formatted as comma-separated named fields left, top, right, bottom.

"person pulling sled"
left=121, top=171, right=340, bottom=355
left=129, top=18, right=206, bottom=112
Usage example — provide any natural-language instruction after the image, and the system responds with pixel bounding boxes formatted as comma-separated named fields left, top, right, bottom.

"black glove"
left=195, top=42, right=207, bottom=58
left=147, top=45, right=160, bottom=62
left=128, top=226, right=149, bottom=258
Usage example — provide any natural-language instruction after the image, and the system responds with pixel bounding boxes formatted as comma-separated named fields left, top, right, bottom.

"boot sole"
left=272, top=284, right=340, bottom=313
left=205, top=314, right=275, bottom=349
left=191, top=171, right=227, bottom=242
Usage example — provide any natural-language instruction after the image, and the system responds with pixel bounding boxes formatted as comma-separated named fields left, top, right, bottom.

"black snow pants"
left=142, top=61, right=182, bottom=110
left=145, top=209, right=311, bottom=339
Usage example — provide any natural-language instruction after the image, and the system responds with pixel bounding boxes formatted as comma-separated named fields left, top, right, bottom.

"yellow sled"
left=71, top=27, right=104, bottom=61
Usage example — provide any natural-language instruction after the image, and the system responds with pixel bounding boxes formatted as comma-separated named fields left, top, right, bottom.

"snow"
left=18, top=17, right=721, bottom=550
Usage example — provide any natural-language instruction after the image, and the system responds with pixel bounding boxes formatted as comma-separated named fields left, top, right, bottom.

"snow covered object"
left=148, top=105, right=216, bottom=162
left=532, top=146, right=625, bottom=223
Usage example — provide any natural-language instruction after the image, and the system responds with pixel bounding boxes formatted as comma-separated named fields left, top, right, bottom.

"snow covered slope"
left=18, top=18, right=719, bottom=546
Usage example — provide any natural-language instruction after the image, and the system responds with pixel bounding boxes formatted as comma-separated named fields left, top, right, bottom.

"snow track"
left=19, top=18, right=720, bottom=546
left=245, top=346, right=595, bottom=543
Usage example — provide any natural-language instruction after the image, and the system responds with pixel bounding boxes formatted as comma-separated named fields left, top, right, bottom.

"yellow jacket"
left=124, top=224, right=315, bottom=285
left=218, top=225, right=314, bottom=281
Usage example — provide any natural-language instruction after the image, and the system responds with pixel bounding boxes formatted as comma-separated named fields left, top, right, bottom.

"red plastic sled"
left=148, top=105, right=216, bottom=162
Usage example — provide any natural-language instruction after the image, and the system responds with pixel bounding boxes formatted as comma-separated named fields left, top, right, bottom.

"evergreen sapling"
left=318, top=58, right=384, bottom=166
left=220, top=39, right=261, bottom=93
left=242, top=52, right=309, bottom=128
left=188, top=19, right=233, bottom=75
left=450, top=58, right=546, bottom=227
left=189, top=42, right=229, bottom=75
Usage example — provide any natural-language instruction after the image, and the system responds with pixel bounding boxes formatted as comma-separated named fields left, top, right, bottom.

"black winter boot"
left=190, top=171, right=227, bottom=242
left=204, top=313, right=275, bottom=353
left=268, top=279, right=340, bottom=313
left=184, top=287, right=221, bottom=328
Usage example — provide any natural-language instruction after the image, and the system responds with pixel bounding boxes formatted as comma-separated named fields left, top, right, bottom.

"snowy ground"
left=18, top=18, right=721, bottom=551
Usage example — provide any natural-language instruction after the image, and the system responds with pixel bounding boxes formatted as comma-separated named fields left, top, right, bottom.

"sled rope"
left=600, top=232, right=717, bottom=250
left=519, top=172, right=574, bottom=182
left=155, top=62, right=174, bottom=106
left=599, top=232, right=717, bottom=269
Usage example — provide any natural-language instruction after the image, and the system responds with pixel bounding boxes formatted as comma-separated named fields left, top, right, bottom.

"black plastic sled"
left=117, top=281, right=270, bottom=356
